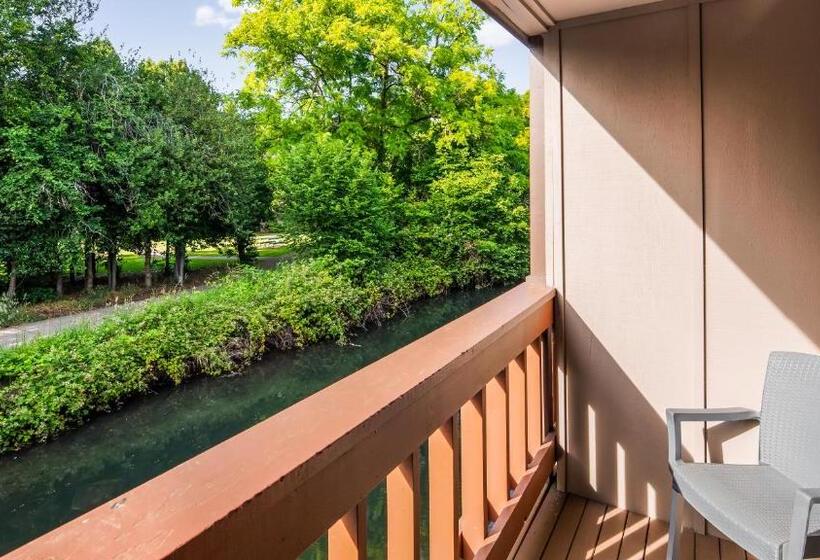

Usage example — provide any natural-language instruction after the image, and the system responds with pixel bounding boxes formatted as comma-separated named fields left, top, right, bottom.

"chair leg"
left=667, top=489, right=681, bottom=560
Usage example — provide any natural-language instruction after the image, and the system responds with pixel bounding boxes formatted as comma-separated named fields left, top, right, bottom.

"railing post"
left=387, top=450, right=421, bottom=560
left=329, top=501, right=367, bottom=560
left=429, top=418, right=458, bottom=560
left=461, top=392, right=487, bottom=560
left=485, top=370, right=509, bottom=521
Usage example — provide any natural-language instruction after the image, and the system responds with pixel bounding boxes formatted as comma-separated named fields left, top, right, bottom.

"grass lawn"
left=2, top=241, right=292, bottom=328
left=98, top=240, right=291, bottom=277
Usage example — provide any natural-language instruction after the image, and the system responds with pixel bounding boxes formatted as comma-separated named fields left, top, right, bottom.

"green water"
left=0, top=287, right=504, bottom=556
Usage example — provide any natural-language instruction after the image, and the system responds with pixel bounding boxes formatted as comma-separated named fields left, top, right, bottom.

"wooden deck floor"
left=514, top=490, right=754, bottom=560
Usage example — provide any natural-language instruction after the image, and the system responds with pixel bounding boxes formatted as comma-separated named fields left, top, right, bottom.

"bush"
left=403, top=155, right=529, bottom=287
left=0, top=257, right=457, bottom=452
left=0, top=294, right=27, bottom=328
left=270, top=135, right=400, bottom=262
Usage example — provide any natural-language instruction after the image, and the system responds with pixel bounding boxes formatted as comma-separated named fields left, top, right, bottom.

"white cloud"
left=477, top=19, right=514, bottom=48
left=218, top=0, right=245, bottom=14
left=194, top=1, right=246, bottom=28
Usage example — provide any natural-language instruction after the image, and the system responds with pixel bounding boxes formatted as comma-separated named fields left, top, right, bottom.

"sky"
left=85, top=0, right=529, bottom=93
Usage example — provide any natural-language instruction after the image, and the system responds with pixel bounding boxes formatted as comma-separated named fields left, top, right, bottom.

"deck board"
left=519, top=489, right=757, bottom=560
left=516, top=488, right=566, bottom=560
left=678, top=526, right=695, bottom=560
left=695, top=533, right=721, bottom=560
left=592, top=507, right=628, bottom=560
left=719, top=539, right=746, bottom=560
left=617, top=511, right=649, bottom=560
left=566, top=500, right=606, bottom=560
left=644, top=519, right=669, bottom=560
left=540, top=495, right=586, bottom=560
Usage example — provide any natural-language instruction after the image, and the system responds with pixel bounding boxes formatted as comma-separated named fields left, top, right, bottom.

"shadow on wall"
left=565, top=303, right=705, bottom=528
left=564, top=301, right=759, bottom=520
left=540, top=0, right=820, bottom=521
left=556, top=0, right=820, bottom=349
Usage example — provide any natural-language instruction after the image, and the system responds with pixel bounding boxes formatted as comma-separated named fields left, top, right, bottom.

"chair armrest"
left=788, top=488, right=820, bottom=560
left=666, top=407, right=759, bottom=465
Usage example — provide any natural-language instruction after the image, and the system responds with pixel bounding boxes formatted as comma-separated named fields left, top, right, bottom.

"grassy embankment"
left=0, top=256, right=458, bottom=453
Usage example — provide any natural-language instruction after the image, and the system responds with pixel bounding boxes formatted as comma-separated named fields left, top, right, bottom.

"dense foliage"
left=0, top=0, right=270, bottom=298
left=0, top=0, right=530, bottom=451
left=0, top=259, right=456, bottom=452
left=229, top=0, right=530, bottom=282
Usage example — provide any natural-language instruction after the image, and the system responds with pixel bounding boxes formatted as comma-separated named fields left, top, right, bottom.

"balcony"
left=6, top=0, right=820, bottom=557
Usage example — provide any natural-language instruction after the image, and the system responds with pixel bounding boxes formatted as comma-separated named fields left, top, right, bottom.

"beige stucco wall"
left=534, top=0, right=820, bottom=521
left=701, top=0, right=820, bottom=466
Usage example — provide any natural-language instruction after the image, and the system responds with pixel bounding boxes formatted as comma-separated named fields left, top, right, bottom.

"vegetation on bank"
left=0, top=0, right=531, bottom=453
left=1, top=256, right=481, bottom=453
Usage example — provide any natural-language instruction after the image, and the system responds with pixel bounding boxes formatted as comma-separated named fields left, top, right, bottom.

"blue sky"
left=85, top=0, right=529, bottom=93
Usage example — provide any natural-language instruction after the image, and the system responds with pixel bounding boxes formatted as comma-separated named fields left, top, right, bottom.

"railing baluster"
left=461, top=391, right=487, bottom=560
left=329, top=501, right=367, bottom=560
left=485, top=370, right=509, bottom=521
left=387, top=450, right=420, bottom=560
left=525, top=338, right=543, bottom=462
left=429, top=418, right=457, bottom=560
left=507, top=353, right=527, bottom=486
left=547, top=328, right=557, bottom=434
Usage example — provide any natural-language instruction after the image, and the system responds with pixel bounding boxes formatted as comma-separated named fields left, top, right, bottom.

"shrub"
left=0, top=256, right=456, bottom=452
left=269, top=135, right=400, bottom=262
left=0, top=294, right=26, bottom=328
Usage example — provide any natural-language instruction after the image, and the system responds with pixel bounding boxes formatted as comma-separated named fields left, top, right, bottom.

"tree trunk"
left=5, top=259, right=17, bottom=298
left=107, top=249, right=118, bottom=292
left=55, top=272, right=64, bottom=298
left=85, top=251, right=95, bottom=293
left=144, top=240, right=153, bottom=288
left=164, top=241, right=171, bottom=276
left=236, top=236, right=249, bottom=265
left=69, top=264, right=76, bottom=284
left=174, top=241, right=185, bottom=286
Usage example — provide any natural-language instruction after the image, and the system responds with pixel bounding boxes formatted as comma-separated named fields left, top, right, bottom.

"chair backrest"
left=759, top=351, right=820, bottom=487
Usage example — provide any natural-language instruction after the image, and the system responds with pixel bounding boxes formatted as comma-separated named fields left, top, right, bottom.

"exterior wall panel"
left=560, top=7, right=705, bottom=519
left=702, top=0, right=820, bottom=464
left=530, top=0, right=820, bottom=525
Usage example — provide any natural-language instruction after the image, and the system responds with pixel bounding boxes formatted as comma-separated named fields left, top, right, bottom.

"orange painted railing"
left=6, top=282, right=557, bottom=560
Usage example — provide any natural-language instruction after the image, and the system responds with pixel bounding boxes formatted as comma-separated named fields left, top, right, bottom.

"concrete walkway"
left=0, top=299, right=149, bottom=349
left=0, top=255, right=290, bottom=350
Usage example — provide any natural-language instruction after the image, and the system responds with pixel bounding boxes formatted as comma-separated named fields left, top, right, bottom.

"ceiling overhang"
left=473, top=0, right=679, bottom=43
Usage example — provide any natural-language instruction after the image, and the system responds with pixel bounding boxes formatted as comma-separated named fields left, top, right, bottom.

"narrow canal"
left=0, top=286, right=505, bottom=556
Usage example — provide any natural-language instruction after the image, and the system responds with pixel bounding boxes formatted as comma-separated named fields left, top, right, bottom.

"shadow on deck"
left=515, top=488, right=755, bottom=560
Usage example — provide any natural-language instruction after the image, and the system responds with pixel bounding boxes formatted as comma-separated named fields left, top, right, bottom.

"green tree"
left=72, top=39, right=144, bottom=292
left=210, top=102, right=271, bottom=264
left=270, top=135, right=398, bottom=263
left=0, top=0, right=98, bottom=296
left=229, top=0, right=530, bottom=284
left=404, top=155, right=529, bottom=287
left=135, top=59, right=223, bottom=285
left=227, top=0, right=500, bottom=182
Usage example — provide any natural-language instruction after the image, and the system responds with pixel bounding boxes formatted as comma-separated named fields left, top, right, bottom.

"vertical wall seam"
left=698, top=1, right=707, bottom=462
left=557, top=27, right=568, bottom=494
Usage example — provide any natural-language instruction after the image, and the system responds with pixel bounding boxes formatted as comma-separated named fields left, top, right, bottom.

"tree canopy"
left=0, top=0, right=271, bottom=297
left=228, top=0, right=529, bottom=283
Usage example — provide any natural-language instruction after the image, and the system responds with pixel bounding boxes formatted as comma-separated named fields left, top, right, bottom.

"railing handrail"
left=6, top=281, right=555, bottom=560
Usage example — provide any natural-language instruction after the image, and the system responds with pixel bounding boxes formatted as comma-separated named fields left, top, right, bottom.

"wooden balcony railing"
left=6, top=282, right=557, bottom=560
